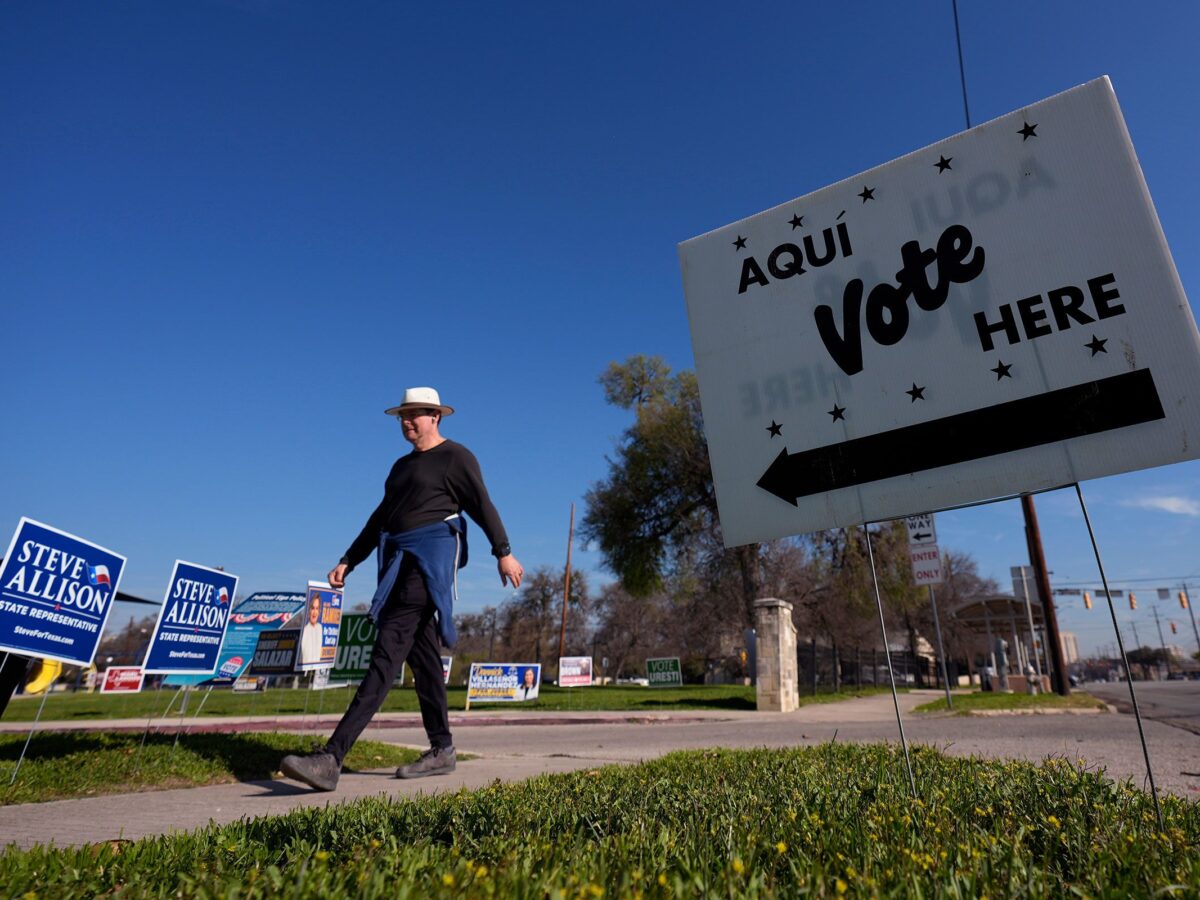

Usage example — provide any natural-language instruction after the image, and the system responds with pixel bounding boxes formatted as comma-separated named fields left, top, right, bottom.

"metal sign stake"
left=863, top=524, right=918, bottom=798
left=172, top=686, right=191, bottom=753
left=928, top=586, right=952, bottom=710
left=8, top=687, right=50, bottom=786
left=190, top=685, right=215, bottom=723
left=133, top=684, right=183, bottom=773
left=1074, top=482, right=1163, bottom=829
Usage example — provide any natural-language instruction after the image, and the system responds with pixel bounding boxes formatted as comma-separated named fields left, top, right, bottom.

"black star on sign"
left=858, top=186, right=875, bottom=203
left=766, top=420, right=782, bottom=438
left=1018, top=121, right=1038, bottom=141
left=934, top=155, right=953, bottom=173
left=788, top=214, right=804, bottom=229
left=906, top=383, right=926, bottom=402
left=1086, top=335, right=1108, bottom=356
left=828, top=404, right=846, bottom=422
left=732, top=235, right=747, bottom=250
left=991, top=360, right=1013, bottom=380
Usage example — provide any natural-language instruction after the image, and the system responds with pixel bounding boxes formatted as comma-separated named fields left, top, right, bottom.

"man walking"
left=281, top=386, right=523, bottom=791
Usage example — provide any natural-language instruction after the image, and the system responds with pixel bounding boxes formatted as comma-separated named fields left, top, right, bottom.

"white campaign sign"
left=679, top=77, right=1200, bottom=546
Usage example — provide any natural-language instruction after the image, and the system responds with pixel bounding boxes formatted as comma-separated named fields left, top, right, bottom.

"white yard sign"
left=679, top=78, right=1200, bottom=546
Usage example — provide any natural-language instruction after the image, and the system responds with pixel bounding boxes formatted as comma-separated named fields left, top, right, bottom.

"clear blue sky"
left=3, top=2, right=1199, bottom=658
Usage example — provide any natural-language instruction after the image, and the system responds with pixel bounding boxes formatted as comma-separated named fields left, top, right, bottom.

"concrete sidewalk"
left=0, top=708, right=731, bottom=736
left=0, top=755, right=612, bottom=851
left=2, top=690, right=1197, bottom=851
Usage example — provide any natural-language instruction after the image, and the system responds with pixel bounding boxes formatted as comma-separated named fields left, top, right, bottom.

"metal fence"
left=795, top=642, right=957, bottom=694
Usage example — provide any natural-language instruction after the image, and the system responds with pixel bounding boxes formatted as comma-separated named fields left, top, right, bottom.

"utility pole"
left=1151, top=605, right=1172, bottom=676
left=556, top=503, right=575, bottom=678
left=1183, top=585, right=1200, bottom=658
left=1021, top=495, right=1069, bottom=695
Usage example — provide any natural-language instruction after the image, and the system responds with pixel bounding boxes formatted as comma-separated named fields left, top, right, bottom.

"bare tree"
left=497, top=567, right=589, bottom=665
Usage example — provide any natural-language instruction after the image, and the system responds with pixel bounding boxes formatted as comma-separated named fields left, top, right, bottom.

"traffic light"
left=1170, top=621, right=1178, bottom=634
left=1181, top=591, right=1190, bottom=610
left=1083, top=591, right=1092, bottom=610
left=1129, top=592, right=1137, bottom=610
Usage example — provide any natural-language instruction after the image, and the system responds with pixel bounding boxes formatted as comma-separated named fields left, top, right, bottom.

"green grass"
left=0, top=732, right=419, bottom=806
left=913, top=691, right=1109, bottom=714
left=1, top=683, right=893, bottom=721
left=0, top=744, right=1194, bottom=897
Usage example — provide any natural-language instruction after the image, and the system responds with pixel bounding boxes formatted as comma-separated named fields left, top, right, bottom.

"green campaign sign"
left=646, top=656, right=682, bottom=687
left=329, top=614, right=378, bottom=682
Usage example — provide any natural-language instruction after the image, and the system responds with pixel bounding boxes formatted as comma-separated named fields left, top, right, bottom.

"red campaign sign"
left=100, top=666, right=144, bottom=693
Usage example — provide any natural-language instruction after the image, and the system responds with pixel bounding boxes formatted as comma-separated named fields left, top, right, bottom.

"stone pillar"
left=755, top=598, right=798, bottom=712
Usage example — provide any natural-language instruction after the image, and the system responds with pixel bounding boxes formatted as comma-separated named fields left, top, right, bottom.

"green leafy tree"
left=582, top=356, right=764, bottom=628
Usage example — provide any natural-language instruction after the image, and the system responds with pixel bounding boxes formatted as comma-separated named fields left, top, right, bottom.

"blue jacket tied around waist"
left=368, top=516, right=467, bottom=647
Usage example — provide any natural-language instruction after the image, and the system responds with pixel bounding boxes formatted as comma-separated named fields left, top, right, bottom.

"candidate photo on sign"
left=519, top=665, right=539, bottom=700
left=299, top=592, right=324, bottom=666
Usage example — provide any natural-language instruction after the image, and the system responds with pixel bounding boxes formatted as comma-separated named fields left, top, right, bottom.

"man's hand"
left=327, top=563, right=348, bottom=590
left=498, top=554, right=524, bottom=589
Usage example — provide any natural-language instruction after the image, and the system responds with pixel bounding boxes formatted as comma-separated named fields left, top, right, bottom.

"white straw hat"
left=384, top=386, right=455, bottom=417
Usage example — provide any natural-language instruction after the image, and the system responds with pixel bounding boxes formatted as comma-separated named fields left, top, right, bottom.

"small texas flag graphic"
left=87, top=565, right=111, bottom=587
left=218, top=587, right=230, bottom=604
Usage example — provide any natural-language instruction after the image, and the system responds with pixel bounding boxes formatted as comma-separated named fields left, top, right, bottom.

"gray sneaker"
left=280, top=751, right=340, bottom=791
left=396, top=745, right=456, bottom=779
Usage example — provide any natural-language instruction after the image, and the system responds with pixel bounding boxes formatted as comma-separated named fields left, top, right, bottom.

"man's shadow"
left=250, top=763, right=400, bottom=797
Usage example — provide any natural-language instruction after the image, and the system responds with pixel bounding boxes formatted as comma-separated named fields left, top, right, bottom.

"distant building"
left=1059, top=632, right=1080, bottom=664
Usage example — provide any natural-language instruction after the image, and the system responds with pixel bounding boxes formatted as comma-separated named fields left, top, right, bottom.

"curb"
left=967, top=707, right=1110, bottom=716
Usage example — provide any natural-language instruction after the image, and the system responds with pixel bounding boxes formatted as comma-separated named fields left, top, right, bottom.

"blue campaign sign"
left=467, top=662, right=542, bottom=703
left=163, top=591, right=305, bottom=686
left=143, top=560, right=239, bottom=675
left=0, top=518, right=126, bottom=667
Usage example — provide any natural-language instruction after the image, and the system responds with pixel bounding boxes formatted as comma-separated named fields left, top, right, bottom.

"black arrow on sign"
left=910, top=531, right=933, bottom=541
left=757, top=369, right=1164, bottom=505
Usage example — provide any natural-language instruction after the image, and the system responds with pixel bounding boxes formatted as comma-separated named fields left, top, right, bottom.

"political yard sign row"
left=165, top=591, right=306, bottom=687
left=0, top=516, right=342, bottom=684
left=0, top=518, right=240, bottom=675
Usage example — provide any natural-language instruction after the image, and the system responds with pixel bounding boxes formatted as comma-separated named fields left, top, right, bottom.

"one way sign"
left=905, top=515, right=937, bottom=546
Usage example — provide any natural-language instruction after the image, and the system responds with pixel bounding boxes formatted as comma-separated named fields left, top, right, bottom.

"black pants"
left=324, top=561, right=451, bottom=764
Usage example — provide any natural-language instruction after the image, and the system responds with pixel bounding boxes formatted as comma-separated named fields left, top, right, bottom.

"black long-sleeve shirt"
left=341, top=439, right=510, bottom=573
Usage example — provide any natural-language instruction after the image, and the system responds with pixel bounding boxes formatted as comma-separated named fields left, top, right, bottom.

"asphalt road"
left=1084, top=680, right=1200, bottom=735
